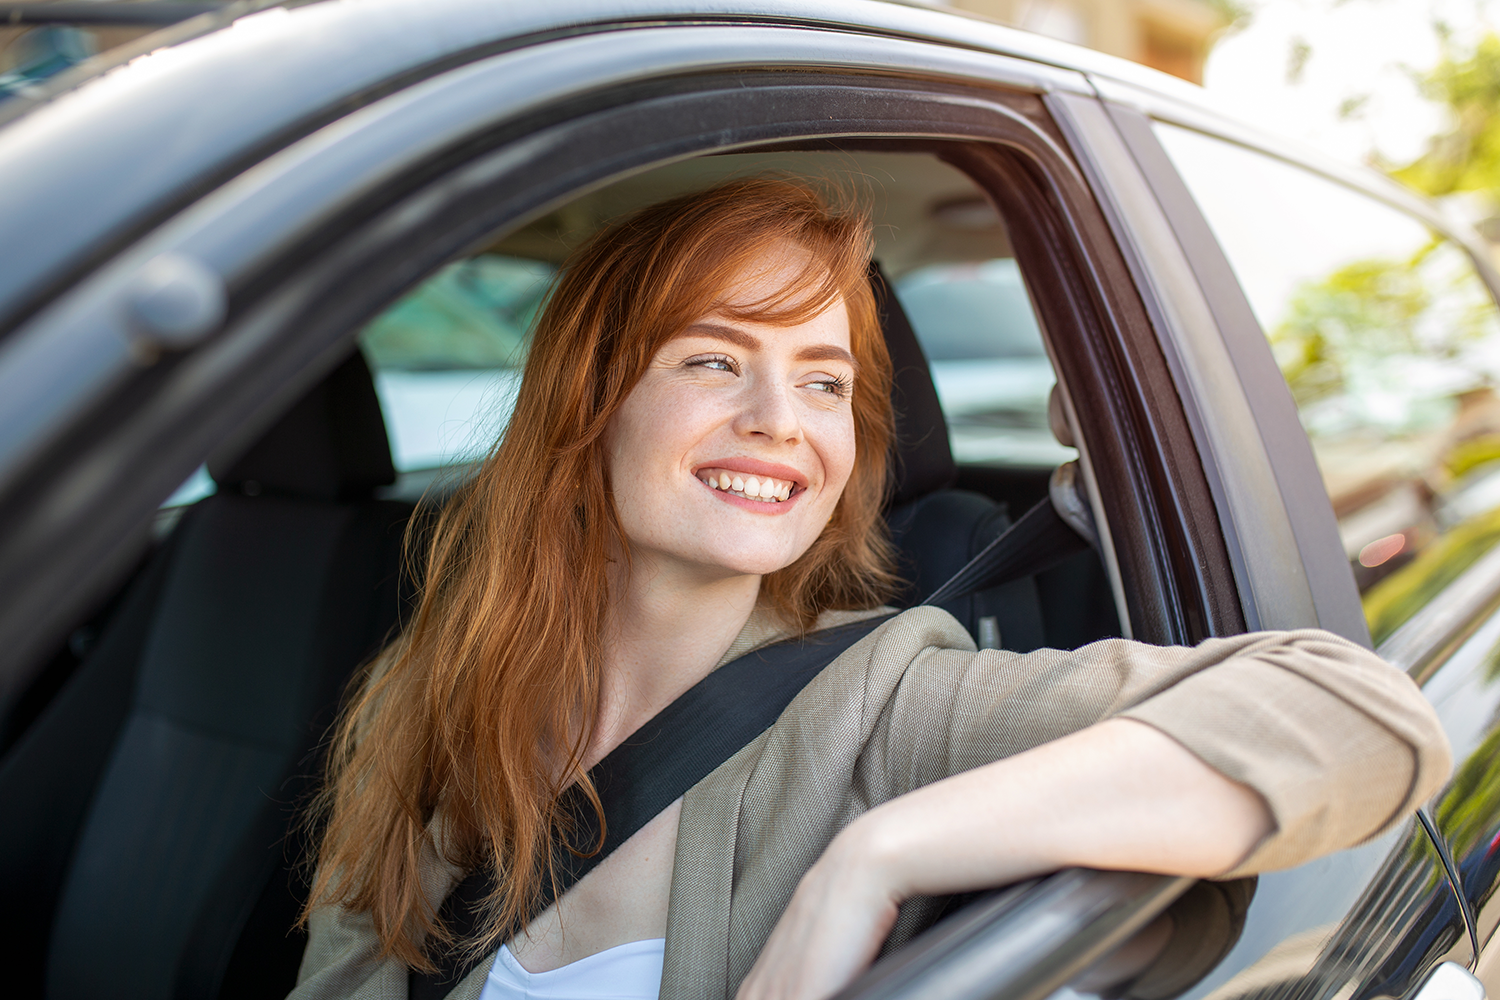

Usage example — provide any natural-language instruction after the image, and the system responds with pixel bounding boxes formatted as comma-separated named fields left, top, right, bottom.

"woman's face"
left=607, top=256, right=858, bottom=582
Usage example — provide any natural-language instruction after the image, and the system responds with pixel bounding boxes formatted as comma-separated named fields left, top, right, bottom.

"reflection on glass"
left=894, top=259, right=1077, bottom=469
left=1158, top=124, right=1500, bottom=644
left=1184, top=829, right=1458, bottom=1000
left=360, top=255, right=554, bottom=472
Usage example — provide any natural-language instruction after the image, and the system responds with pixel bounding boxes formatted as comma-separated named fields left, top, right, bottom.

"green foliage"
left=1436, top=722, right=1500, bottom=859
left=1390, top=33, right=1500, bottom=204
left=1268, top=240, right=1499, bottom=439
left=360, top=255, right=555, bottom=371
left=1204, top=0, right=1255, bottom=34
left=1270, top=252, right=1435, bottom=408
left=1447, top=433, right=1500, bottom=478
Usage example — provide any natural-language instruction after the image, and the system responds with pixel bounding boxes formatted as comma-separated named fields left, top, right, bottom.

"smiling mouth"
left=696, top=467, right=797, bottom=503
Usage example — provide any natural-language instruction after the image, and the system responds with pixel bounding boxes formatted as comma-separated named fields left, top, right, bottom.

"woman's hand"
left=736, top=822, right=903, bottom=1000
left=737, top=718, right=1273, bottom=1000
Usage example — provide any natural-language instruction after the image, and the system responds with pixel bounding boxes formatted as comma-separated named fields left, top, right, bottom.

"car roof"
left=0, top=0, right=1466, bottom=343
left=0, top=0, right=1199, bottom=331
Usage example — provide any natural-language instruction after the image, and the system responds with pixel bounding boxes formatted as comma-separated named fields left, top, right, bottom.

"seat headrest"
left=208, top=350, right=395, bottom=501
left=872, top=263, right=957, bottom=507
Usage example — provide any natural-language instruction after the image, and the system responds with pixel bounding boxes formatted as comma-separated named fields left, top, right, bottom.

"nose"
left=733, top=374, right=801, bottom=445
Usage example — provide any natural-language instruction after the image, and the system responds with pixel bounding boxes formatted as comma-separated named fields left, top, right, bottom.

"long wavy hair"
left=306, top=178, right=898, bottom=968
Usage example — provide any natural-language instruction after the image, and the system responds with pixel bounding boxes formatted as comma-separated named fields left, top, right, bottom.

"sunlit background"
left=935, top=0, right=1500, bottom=233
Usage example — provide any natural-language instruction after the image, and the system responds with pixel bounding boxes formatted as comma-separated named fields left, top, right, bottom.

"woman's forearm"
left=736, top=718, right=1272, bottom=1000
left=842, top=717, right=1274, bottom=899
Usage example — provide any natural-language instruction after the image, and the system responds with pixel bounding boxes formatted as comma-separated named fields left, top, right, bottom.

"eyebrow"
left=680, top=322, right=859, bottom=371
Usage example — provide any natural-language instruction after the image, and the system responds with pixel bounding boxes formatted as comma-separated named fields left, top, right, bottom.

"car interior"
left=0, top=148, right=1124, bottom=998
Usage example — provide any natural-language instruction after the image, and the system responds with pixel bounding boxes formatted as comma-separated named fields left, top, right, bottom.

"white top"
left=479, top=938, right=665, bottom=1000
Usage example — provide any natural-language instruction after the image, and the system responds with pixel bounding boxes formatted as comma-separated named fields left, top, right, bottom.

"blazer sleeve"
left=867, top=610, right=1452, bottom=877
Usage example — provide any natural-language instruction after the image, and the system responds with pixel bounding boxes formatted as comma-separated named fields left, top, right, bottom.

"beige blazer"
left=291, top=606, right=1453, bottom=1000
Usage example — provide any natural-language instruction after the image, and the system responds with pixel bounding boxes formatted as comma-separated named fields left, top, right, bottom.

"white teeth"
left=699, top=468, right=794, bottom=502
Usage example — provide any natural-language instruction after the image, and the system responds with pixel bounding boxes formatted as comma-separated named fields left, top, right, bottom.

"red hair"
left=306, top=178, right=897, bottom=966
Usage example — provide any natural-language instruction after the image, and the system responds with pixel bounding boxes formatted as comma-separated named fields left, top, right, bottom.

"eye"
left=688, top=354, right=738, bottom=374
left=807, top=374, right=853, bottom=399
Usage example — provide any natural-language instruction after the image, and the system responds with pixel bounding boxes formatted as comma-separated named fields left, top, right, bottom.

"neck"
left=590, top=553, right=762, bottom=766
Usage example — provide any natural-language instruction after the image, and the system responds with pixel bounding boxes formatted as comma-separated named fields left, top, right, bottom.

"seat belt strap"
left=410, top=613, right=898, bottom=998
left=921, top=493, right=1091, bottom=609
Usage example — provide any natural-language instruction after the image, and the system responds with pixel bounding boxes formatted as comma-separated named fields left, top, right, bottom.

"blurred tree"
left=1390, top=33, right=1500, bottom=212
left=1272, top=255, right=1433, bottom=408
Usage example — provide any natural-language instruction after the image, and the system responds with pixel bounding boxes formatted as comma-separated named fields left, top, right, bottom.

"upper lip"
left=693, top=457, right=808, bottom=489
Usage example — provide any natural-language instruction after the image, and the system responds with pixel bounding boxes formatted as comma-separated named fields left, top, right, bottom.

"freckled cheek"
left=613, top=387, right=721, bottom=479
left=808, top=410, right=857, bottom=499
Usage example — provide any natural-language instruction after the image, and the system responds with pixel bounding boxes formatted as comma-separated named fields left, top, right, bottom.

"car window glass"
left=893, top=258, right=1075, bottom=469
left=158, top=256, right=553, bottom=511
left=161, top=464, right=216, bottom=508
left=360, top=254, right=552, bottom=474
left=1157, top=122, right=1500, bottom=644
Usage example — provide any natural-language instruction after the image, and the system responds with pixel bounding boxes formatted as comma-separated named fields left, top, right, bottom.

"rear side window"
left=1158, top=122, right=1500, bottom=644
left=363, top=252, right=1074, bottom=481
left=360, top=255, right=553, bottom=474
left=894, top=258, right=1075, bottom=470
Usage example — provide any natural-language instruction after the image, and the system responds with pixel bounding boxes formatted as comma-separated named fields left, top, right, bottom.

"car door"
left=0, top=3, right=1424, bottom=997
left=1039, top=81, right=1499, bottom=1000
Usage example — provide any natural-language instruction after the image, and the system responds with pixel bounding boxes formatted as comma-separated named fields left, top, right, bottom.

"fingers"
left=735, top=842, right=900, bottom=1000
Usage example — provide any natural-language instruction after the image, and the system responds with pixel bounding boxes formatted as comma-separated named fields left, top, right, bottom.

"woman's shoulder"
left=820, top=604, right=978, bottom=657
left=793, top=605, right=981, bottom=710
left=721, top=604, right=973, bottom=669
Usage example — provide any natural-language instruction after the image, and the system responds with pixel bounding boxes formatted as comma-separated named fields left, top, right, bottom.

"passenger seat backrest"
left=875, top=261, right=956, bottom=507
left=872, top=264, right=1047, bottom=650
left=0, top=351, right=412, bottom=1000
left=208, top=356, right=396, bottom=502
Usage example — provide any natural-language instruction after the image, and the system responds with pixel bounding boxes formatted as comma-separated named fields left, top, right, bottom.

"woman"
left=293, top=179, right=1452, bottom=1000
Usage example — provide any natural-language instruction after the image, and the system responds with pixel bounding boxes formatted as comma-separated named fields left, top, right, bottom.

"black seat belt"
left=410, top=614, right=897, bottom=997
left=411, top=485, right=1098, bottom=996
left=922, top=494, right=1090, bottom=608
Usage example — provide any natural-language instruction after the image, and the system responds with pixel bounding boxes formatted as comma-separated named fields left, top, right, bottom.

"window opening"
left=361, top=254, right=551, bottom=475
left=893, top=257, right=1075, bottom=469
left=352, top=152, right=1076, bottom=504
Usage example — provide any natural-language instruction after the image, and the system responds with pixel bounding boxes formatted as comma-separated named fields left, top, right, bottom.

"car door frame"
left=1052, top=78, right=1500, bottom=999
left=0, top=22, right=1250, bottom=703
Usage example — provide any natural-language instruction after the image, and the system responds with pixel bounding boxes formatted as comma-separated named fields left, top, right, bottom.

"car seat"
left=874, top=264, right=1053, bottom=651
left=0, top=351, right=414, bottom=1000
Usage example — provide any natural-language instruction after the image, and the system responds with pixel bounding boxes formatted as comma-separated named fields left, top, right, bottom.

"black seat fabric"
left=873, top=264, right=1046, bottom=649
left=886, top=491, right=1046, bottom=653
left=0, top=351, right=412, bottom=1000
left=875, top=262, right=957, bottom=508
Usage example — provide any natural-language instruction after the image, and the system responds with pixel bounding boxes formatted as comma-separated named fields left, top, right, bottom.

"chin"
left=702, top=545, right=805, bottom=578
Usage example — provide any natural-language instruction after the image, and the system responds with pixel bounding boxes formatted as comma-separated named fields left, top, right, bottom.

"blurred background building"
left=938, top=0, right=1234, bottom=83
